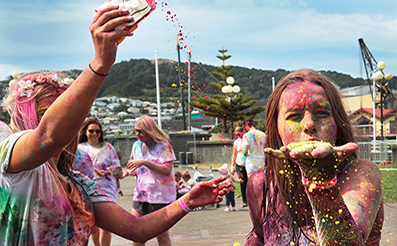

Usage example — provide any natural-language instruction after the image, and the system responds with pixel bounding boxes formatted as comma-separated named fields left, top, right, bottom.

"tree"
left=190, top=49, right=265, bottom=133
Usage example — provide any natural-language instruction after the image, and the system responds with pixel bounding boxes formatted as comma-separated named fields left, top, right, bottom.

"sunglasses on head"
left=88, top=129, right=101, bottom=134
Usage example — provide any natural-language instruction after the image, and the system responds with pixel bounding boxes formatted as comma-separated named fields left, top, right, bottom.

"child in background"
left=182, top=171, right=195, bottom=189
left=218, top=164, right=241, bottom=212
left=175, top=171, right=189, bottom=198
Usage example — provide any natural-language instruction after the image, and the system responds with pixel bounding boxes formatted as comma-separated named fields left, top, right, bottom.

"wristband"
left=302, top=175, right=337, bottom=191
left=179, top=197, right=192, bottom=213
left=89, top=63, right=109, bottom=77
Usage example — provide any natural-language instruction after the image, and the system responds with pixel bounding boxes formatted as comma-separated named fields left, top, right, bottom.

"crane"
left=358, top=38, right=393, bottom=107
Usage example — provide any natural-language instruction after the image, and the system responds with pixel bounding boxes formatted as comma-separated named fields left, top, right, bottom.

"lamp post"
left=371, top=61, right=393, bottom=140
left=222, top=76, right=240, bottom=137
left=371, top=61, right=392, bottom=162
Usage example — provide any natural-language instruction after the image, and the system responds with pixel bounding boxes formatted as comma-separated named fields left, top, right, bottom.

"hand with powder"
left=265, top=141, right=359, bottom=180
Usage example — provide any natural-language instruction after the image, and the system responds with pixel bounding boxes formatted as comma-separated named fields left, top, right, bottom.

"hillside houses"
left=90, top=96, right=208, bottom=135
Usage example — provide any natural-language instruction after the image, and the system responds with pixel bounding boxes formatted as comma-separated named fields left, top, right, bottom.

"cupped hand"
left=126, top=159, right=144, bottom=172
left=90, top=5, right=134, bottom=73
left=184, top=176, right=231, bottom=209
left=265, top=141, right=358, bottom=162
left=265, top=141, right=359, bottom=179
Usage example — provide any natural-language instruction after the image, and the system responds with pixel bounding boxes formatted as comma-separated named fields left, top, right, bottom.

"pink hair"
left=5, top=71, right=68, bottom=132
left=4, top=71, right=76, bottom=176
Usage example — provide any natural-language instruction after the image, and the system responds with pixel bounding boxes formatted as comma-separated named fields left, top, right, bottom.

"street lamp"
left=222, top=76, right=240, bottom=136
left=372, top=61, right=392, bottom=163
left=371, top=61, right=393, bottom=140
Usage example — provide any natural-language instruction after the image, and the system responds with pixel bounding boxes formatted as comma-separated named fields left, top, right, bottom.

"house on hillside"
left=127, top=106, right=140, bottom=115
left=132, top=100, right=143, bottom=107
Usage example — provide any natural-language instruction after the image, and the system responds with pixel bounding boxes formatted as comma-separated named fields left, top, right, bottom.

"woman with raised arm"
left=246, top=69, right=383, bottom=245
left=0, top=6, right=229, bottom=245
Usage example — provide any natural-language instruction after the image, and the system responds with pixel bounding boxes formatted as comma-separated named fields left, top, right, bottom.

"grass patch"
left=188, top=164, right=397, bottom=203
left=381, top=169, right=397, bottom=203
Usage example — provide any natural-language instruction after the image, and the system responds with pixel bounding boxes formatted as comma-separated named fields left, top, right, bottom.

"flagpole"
left=155, top=51, right=162, bottom=129
left=188, top=46, right=192, bottom=131
left=177, top=36, right=187, bottom=130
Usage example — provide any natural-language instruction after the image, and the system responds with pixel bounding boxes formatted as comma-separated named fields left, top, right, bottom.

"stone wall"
left=105, top=132, right=232, bottom=166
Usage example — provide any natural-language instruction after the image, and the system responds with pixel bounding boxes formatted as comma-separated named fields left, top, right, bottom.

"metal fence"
left=357, top=141, right=397, bottom=169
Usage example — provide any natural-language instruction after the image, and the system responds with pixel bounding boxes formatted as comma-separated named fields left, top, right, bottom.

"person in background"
left=175, top=171, right=189, bottom=199
left=231, top=121, right=248, bottom=207
left=79, top=117, right=123, bottom=246
left=110, top=138, right=124, bottom=196
left=183, top=171, right=196, bottom=188
left=218, top=164, right=241, bottom=212
left=126, top=115, right=176, bottom=246
left=245, top=69, right=383, bottom=245
left=242, top=119, right=266, bottom=177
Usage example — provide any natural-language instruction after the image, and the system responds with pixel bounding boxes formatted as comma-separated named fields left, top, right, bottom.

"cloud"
left=1, top=0, right=397, bottom=80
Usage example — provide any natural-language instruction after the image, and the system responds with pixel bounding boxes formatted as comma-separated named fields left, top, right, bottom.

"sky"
left=1, top=0, right=397, bottom=82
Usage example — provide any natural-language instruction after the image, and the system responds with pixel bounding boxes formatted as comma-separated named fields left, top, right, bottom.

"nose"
left=302, top=113, right=316, bottom=135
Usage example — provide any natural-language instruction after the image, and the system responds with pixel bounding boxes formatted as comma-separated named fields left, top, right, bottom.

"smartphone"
left=97, top=0, right=157, bottom=44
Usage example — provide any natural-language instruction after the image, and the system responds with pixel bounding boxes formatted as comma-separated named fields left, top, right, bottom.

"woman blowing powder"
left=246, top=69, right=383, bottom=246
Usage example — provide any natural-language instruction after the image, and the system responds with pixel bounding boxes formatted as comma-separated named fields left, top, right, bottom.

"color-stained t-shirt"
left=73, top=148, right=95, bottom=179
left=233, top=137, right=246, bottom=166
left=130, top=140, right=176, bottom=204
left=242, top=129, right=266, bottom=174
left=0, top=131, right=110, bottom=246
left=78, top=142, right=121, bottom=202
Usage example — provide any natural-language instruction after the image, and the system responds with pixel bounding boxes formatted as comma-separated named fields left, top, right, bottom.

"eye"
left=286, top=112, right=302, bottom=121
left=317, top=110, right=331, bottom=118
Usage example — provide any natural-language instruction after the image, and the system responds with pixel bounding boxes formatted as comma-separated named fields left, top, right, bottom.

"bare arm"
left=246, top=170, right=265, bottom=245
left=7, top=6, right=133, bottom=173
left=231, top=144, right=237, bottom=175
left=126, top=159, right=173, bottom=176
left=95, top=176, right=230, bottom=242
left=339, top=159, right=383, bottom=242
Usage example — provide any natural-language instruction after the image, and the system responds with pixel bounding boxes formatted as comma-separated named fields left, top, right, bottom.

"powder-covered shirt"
left=0, top=131, right=110, bottom=246
left=78, top=142, right=121, bottom=202
left=130, top=140, right=176, bottom=204
left=233, top=137, right=246, bottom=166
left=73, top=148, right=95, bottom=179
left=242, top=129, right=266, bottom=174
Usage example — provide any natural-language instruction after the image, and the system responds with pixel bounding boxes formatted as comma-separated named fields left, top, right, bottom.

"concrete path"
left=89, top=166, right=397, bottom=246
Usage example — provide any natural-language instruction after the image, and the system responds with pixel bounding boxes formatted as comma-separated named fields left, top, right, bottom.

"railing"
left=353, top=125, right=397, bottom=136
left=357, top=141, right=397, bottom=169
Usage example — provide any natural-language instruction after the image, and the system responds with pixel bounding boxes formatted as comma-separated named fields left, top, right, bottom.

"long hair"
left=262, top=69, right=356, bottom=242
left=78, top=117, right=104, bottom=144
left=135, top=115, right=169, bottom=144
left=4, top=71, right=76, bottom=176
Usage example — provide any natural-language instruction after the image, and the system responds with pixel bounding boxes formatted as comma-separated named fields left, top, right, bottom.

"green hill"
left=96, top=59, right=373, bottom=102
left=2, top=59, right=391, bottom=104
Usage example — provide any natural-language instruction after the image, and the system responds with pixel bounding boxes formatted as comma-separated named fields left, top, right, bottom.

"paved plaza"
left=89, top=166, right=397, bottom=246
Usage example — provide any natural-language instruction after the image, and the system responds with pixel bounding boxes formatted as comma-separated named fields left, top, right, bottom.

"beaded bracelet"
left=179, top=197, right=192, bottom=213
left=302, top=175, right=337, bottom=190
left=89, top=63, right=108, bottom=77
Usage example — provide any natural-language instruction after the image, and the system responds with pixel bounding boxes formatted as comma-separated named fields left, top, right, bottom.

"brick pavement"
left=89, top=166, right=397, bottom=246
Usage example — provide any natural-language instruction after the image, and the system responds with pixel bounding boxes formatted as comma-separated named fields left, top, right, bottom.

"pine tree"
left=191, top=49, right=265, bottom=133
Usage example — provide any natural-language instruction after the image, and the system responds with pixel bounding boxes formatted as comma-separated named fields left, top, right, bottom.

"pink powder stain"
left=278, top=82, right=337, bottom=145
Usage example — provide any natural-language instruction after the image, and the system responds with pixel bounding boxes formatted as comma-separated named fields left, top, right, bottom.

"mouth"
left=306, top=138, right=319, bottom=142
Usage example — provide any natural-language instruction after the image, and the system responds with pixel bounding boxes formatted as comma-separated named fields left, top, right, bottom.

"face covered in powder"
left=277, top=82, right=337, bottom=146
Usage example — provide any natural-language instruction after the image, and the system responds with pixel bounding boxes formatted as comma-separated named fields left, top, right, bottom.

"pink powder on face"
left=277, top=82, right=337, bottom=146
